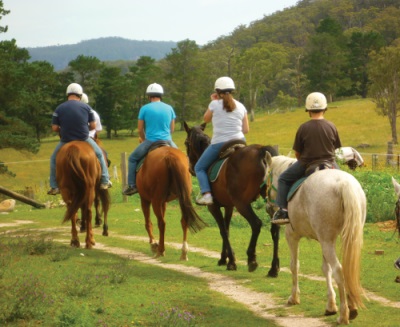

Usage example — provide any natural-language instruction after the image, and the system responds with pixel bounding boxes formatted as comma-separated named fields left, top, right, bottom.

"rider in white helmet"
left=271, top=92, right=342, bottom=224
left=194, top=76, right=249, bottom=205
left=47, top=83, right=111, bottom=195
left=123, top=83, right=178, bottom=196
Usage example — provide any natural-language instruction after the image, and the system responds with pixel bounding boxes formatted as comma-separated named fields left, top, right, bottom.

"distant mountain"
left=26, top=37, right=177, bottom=71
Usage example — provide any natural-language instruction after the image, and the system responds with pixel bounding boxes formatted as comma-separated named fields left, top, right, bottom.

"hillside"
left=26, top=37, right=177, bottom=71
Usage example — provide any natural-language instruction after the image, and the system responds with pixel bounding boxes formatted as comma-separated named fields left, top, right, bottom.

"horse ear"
left=265, top=151, right=272, bottom=166
left=183, top=121, right=190, bottom=133
left=200, top=123, right=207, bottom=130
left=392, top=176, right=400, bottom=197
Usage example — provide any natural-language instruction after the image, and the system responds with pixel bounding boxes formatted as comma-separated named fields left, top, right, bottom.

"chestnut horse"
left=56, top=141, right=110, bottom=249
left=136, top=145, right=207, bottom=260
left=267, top=155, right=366, bottom=324
left=183, top=122, right=275, bottom=272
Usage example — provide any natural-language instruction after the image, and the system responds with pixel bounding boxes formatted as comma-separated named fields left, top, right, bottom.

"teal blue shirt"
left=138, top=101, right=176, bottom=141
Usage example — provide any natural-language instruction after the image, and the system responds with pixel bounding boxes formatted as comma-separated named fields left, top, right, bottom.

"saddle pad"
left=287, top=177, right=307, bottom=201
left=209, top=158, right=228, bottom=182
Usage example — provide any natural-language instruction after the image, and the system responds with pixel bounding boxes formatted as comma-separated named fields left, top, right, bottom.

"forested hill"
left=26, top=37, right=177, bottom=71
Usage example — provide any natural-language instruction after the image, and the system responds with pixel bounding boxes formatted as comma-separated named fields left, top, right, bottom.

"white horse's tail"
left=340, top=178, right=367, bottom=309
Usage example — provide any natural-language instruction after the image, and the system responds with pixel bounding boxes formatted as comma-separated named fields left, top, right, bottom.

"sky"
left=0, top=0, right=299, bottom=48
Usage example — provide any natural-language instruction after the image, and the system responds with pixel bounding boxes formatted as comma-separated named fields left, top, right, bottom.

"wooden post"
left=120, top=152, right=128, bottom=203
left=387, top=141, right=393, bottom=166
left=0, top=185, right=45, bottom=209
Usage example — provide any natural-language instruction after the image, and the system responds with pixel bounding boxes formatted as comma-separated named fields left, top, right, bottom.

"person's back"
left=123, top=83, right=177, bottom=196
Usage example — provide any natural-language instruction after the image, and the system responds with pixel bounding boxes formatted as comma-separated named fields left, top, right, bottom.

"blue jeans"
left=127, top=139, right=178, bottom=187
left=49, top=138, right=109, bottom=188
left=275, top=161, right=306, bottom=209
left=194, top=139, right=246, bottom=194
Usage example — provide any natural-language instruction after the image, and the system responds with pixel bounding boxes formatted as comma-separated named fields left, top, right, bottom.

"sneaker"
left=394, top=257, right=400, bottom=270
left=100, top=181, right=112, bottom=190
left=196, top=193, right=213, bottom=205
left=271, top=208, right=290, bottom=225
left=47, top=188, right=60, bottom=195
left=123, top=185, right=138, bottom=196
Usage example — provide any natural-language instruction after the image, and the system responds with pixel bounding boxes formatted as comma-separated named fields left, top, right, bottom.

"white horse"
left=266, top=155, right=367, bottom=325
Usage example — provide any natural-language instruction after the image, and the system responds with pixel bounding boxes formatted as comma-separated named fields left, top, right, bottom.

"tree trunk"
left=0, top=186, right=45, bottom=209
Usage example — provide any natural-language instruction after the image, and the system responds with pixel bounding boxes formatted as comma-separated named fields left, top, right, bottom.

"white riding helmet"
left=215, top=77, right=235, bottom=92
left=66, top=83, right=83, bottom=96
left=81, top=93, right=89, bottom=104
left=146, top=83, right=164, bottom=97
left=305, top=92, right=327, bottom=111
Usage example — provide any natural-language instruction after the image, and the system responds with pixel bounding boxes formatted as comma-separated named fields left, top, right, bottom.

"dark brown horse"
left=184, top=122, right=275, bottom=272
left=136, top=145, right=207, bottom=260
left=56, top=141, right=110, bottom=248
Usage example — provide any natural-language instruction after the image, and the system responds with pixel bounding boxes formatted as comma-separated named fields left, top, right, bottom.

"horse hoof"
left=349, top=309, right=358, bottom=320
left=217, top=259, right=227, bottom=266
left=70, top=240, right=80, bottom=248
left=226, top=263, right=237, bottom=271
left=248, top=261, right=258, bottom=272
left=267, top=270, right=279, bottom=278
left=324, top=310, right=337, bottom=316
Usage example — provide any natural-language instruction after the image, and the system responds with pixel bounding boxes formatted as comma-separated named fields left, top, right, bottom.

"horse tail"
left=165, top=155, right=207, bottom=233
left=62, top=145, right=91, bottom=223
left=340, top=178, right=367, bottom=309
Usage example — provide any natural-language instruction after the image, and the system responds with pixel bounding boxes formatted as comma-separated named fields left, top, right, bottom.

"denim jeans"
left=194, top=142, right=226, bottom=194
left=275, top=160, right=306, bottom=209
left=127, top=139, right=178, bottom=187
left=49, top=138, right=109, bottom=188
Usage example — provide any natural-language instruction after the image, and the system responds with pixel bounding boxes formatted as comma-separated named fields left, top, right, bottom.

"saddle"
left=287, top=159, right=336, bottom=201
left=208, top=139, right=246, bottom=182
left=136, top=141, right=171, bottom=172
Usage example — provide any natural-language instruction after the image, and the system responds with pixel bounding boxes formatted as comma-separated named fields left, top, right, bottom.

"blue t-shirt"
left=52, top=100, right=95, bottom=142
left=138, top=101, right=176, bottom=141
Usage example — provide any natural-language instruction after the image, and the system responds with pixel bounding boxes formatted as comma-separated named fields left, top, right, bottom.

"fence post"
left=387, top=141, right=393, bottom=166
left=120, top=152, right=128, bottom=203
left=372, top=154, right=378, bottom=171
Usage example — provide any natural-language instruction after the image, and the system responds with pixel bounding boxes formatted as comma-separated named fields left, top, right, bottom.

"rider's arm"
left=295, top=151, right=301, bottom=160
left=89, top=121, right=96, bottom=131
left=242, top=113, right=249, bottom=134
left=138, top=119, right=145, bottom=140
left=170, top=119, right=175, bottom=133
left=204, top=108, right=212, bottom=123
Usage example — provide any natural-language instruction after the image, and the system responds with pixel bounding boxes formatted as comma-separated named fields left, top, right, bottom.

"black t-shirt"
left=51, top=100, right=95, bottom=142
left=293, top=119, right=342, bottom=165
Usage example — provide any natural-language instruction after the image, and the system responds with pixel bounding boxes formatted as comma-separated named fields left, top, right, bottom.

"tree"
left=68, top=55, right=103, bottom=96
left=164, top=39, right=203, bottom=128
left=368, top=45, right=400, bottom=144
left=236, top=42, right=289, bottom=120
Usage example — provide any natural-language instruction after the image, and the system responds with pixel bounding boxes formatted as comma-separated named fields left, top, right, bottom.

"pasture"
left=0, top=97, right=400, bottom=325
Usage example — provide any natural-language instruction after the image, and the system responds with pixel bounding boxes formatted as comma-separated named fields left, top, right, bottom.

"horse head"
left=183, top=121, right=211, bottom=176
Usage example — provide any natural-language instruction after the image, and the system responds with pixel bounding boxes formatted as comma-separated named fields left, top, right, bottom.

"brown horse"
left=56, top=141, right=110, bottom=249
left=183, top=122, right=275, bottom=271
left=136, top=145, right=207, bottom=260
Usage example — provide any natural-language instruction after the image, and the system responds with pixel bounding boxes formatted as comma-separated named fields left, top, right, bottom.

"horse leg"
left=152, top=200, right=166, bottom=258
left=321, top=254, right=338, bottom=316
left=321, top=242, right=349, bottom=325
left=94, top=196, right=102, bottom=227
left=70, top=212, right=80, bottom=248
left=235, top=203, right=262, bottom=272
left=141, top=198, right=158, bottom=254
left=267, top=223, right=280, bottom=277
left=286, top=228, right=301, bottom=305
left=83, top=206, right=95, bottom=249
left=208, top=205, right=236, bottom=270
left=180, top=216, right=189, bottom=261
